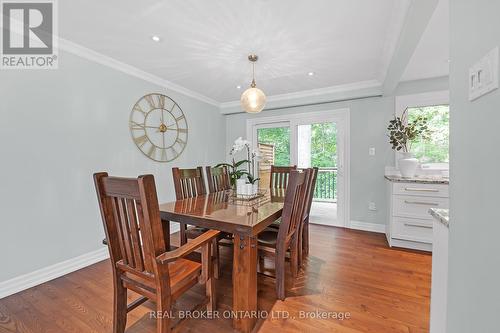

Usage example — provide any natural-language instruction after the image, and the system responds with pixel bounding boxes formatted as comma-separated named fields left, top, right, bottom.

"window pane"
left=407, top=105, right=449, bottom=164
left=257, top=126, right=290, bottom=188
left=257, top=127, right=290, bottom=166
left=311, top=122, right=337, bottom=168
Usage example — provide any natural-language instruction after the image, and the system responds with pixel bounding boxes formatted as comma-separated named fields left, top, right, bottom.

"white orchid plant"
left=215, top=137, right=261, bottom=186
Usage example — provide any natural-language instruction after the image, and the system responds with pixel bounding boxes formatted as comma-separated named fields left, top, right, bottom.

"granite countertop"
left=384, top=175, right=449, bottom=185
left=429, top=208, right=449, bottom=227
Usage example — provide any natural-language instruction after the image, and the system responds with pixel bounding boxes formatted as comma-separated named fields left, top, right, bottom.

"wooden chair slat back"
left=270, top=165, right=297, bottom=189
left=206, top=166, right=230, bottom=193
left=172, top=167, right=207, bottom=200
left=303, top=167, right=319, bottom=219
left=277, top=169, right=310, bottom=244
left=94, top=173, right=166, bottom=279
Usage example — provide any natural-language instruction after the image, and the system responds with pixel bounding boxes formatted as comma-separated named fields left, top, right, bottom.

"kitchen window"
left=395, top=91, right=450, bottom=172
left=407, top=104, right=449, bottom=169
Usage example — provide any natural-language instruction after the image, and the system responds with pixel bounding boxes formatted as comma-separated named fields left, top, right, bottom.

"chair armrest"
left=156, top=229, right=220, bottom=265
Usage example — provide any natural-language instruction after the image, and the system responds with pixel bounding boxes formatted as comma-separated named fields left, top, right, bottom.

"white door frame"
left=246, top=108, right=351, bottom=228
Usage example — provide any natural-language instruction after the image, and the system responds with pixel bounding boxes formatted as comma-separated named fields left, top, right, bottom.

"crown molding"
left=220, top=80, right=382, bottom=109
left=57, top=38, right=220, bottom=107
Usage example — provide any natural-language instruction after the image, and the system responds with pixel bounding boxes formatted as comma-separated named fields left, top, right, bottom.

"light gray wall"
left=447, top=1, right=500, bottom=331
left=225, top=78, right=448, bottom=226
left=0, top=51, right=225, bottom=282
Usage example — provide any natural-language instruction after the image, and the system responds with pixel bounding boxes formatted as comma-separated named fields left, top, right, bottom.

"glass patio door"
left=296, top=121, right=343, bottom=227
left=249, top=110, right=348, bottom=228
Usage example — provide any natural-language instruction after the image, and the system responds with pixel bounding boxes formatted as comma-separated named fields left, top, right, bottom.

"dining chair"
left=206, top=166, right=234, bottom=247
left=94, top=172, right=219, bottom=333
left=257, top=169, right=310, bottom=300
left=171, top=167, right=207, bottom=245
left=269, top=165, right=297, bottom=189
left=172, top=167, right=221, bottom=278
left=266, top=165, right=298, bottom=232
left=299, top=167, right=318, bottom=264
left=205, top=166, right=231, bottom=193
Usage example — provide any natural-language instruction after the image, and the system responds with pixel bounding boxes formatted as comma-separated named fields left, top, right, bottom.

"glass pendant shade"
left=240, top=86, right=266, bottom=113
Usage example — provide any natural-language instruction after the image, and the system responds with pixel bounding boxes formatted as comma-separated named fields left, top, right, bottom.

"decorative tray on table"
left=229, top=189, right=267, bottom=205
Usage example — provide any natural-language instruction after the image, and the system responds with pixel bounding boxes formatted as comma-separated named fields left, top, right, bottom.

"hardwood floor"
left=0, top=225, right=431, bottom=333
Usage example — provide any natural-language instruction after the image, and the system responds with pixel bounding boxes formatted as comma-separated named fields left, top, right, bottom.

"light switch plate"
left=369, top=147, right=376, bottom=156
left=469, top=47, right=499, bottom=101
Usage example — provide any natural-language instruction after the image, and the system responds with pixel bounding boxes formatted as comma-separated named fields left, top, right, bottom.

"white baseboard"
left=0, top=247, right=109, bottom=299
left=0, top=225, right=182, bottom=299
left=348, top=220, right=386, bottom=233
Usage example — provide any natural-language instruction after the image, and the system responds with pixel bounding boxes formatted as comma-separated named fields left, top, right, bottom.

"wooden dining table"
left=159, top=189, right=285, bottom=333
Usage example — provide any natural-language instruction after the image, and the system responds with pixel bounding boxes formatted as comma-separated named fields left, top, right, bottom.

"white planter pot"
left=245, top=184, right=254, bottom=196
left=253, top=181, right=259, bottom=195
left=236, top=179, right=247, bottom=197
left=399, top=152, right=419, bottom=178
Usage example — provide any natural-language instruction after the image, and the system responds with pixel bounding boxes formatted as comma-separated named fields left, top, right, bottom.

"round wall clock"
left=129, top=93, right=188, bottom=162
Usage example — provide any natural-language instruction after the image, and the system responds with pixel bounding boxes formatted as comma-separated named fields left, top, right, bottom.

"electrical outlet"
left=368, top=202, right=377, bottom=211
left=369, top=147, right=376, bottom=156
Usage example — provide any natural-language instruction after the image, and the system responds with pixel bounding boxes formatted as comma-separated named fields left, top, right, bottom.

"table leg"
left=161, top=219, right=171, bottom=251
left=233, top=234, right=258, bottom=333
left=179, top=222, right=187, bottom=245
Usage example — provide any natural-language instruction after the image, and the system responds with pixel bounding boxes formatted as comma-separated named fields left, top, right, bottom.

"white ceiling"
left=401, top=0, right=449, bottom=81
left=58, top=0, right=447, bottom=104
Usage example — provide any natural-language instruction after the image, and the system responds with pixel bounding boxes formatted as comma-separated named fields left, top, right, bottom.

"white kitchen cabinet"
left=385, top=176, right=449, bottom=251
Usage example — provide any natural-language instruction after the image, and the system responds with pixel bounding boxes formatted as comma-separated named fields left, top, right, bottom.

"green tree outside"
left=407, top=105, right=449, bottom=163
left=257, top=123, right=338, bottom=200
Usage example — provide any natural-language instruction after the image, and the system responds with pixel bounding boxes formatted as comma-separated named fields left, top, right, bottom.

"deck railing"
left=313, top=167, right=337, bottom=202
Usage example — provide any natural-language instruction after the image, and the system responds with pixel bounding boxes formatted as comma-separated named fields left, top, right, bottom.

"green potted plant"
left=387, top=109, right=430, bottom=178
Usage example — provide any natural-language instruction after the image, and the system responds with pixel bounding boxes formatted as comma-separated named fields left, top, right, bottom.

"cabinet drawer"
left=392, top=217, right=433, bottom=244
left=393, top=195, right=449, bottom=220
left=393, top=183, right=448, bottom=198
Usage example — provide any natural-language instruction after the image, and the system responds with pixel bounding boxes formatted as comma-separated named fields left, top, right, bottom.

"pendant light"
left=240, top=54, right=266, bottom=113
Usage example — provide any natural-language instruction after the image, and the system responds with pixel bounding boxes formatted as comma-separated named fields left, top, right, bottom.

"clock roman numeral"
left=130, top=121, right=145, bottom=130
left=147, top=145, right=156, bottom=159
left=177, top=128, right=187, bottom=134
left=144, top=95, right=156, bottom=110
left=134, top=135, right=148, bottom=148
left=175, top=115, right=185, bottom=122
left=170, top=146, right=178, bottom=157
left=158, top=95, right=165, bottom=109
left=176, top=137, right=186, bottom=146
left=133, top=104, right=146, bottom=115
left=160, top=148, right=167, bottom=161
